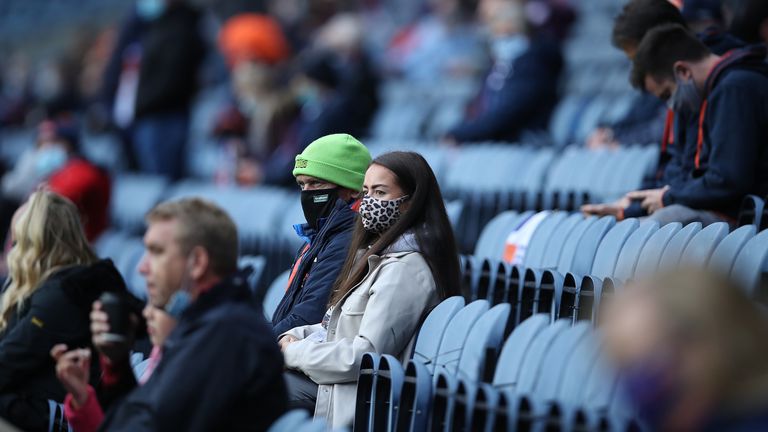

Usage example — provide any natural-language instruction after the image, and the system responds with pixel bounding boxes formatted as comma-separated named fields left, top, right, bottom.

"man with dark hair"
left=622, top=24, right=768, bottom=224
left=612, top=0, right=687, bottom=58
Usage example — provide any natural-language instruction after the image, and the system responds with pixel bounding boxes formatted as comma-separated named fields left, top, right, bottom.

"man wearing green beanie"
left=272, top=133, right=371, bottom=337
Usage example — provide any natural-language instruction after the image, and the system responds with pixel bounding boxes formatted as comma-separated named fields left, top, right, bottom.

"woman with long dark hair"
left=279, top=151, right=461, bottom=428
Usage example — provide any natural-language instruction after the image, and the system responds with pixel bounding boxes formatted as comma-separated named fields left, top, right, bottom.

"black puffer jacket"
left=0, top=259, right=132, bottom=431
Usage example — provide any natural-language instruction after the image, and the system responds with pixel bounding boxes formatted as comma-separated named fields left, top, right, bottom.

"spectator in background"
left=723, top=0, right=768, bottom=48
left=589, top=25, right=768, bottom=225
left=215, top=13, right=297, bottom=186
left=102, top=0, right=205, bottom=180
left=272, top=134, right=372, bottom=336
left=0, top=190, right=129, bottom=432
left=0, top=119, right=111, bottom=243
left=588, top=0, right=741, bottom=151
left=52, top=304, right=176, bottom=432
left=603, top=269, right=768, bottom=430
left=280, top=152, right=461, bottom=427
left=384, top=0, right=488, bottom=82
left=91, top=198, right=287, bottom=431
left=444, top=0, right=563, bottom=144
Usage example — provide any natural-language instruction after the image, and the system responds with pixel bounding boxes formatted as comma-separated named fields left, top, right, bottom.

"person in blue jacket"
left=444, top=0, right=562, bottom=144
left=271, top=133, right=372, bottom=337
left=625, top=24, right=768, bottom=224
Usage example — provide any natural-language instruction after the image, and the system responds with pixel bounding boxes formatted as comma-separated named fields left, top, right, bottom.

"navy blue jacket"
left=662, top=45, right=768, bottom=217
left=99, top=275, right=287, bottom=432
left=450, top=37, right=563, bottom=143
left=272, top=199, right=356, bottom=336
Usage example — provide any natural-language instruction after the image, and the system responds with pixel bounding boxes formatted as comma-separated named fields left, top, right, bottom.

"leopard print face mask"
left=359, top=195, right=409, bottom=234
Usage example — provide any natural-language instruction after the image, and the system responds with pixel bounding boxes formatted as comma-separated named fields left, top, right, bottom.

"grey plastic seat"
left=731, top=229, right=768, bottom=297
left=434, top=300, right=491, bottom=375
left=658, top=222, right=703, bottom=270
left=492, top=314, right=550, bottom=389
left=539, top=213, right=584, bottom=269
left=555, top=217, right=599, bottom=274
left=589, top=219, right=638, bottom=280
left=456, top=304, right=512, bottom=383
left=709, top=225, right=756, bottom=275
left=473, top=211, right=520, bottom=260
left=516, top=319, right=571, bottom=394
left=565, top=216, right=616, bottom=277
left=111, top=174, right=169, bottom=234
left=533, top=322, right=592, bottom=400
left=612, top=221, right=660, bottom=281
left=523, top=212, right=568, bottom=269
left=634, top=222, right=682, bottom=277
left=679, top=222, right=729, bottom=266
left=412, top=297, right=466, bottom=365
left=263, top=271, right=290, bottom=321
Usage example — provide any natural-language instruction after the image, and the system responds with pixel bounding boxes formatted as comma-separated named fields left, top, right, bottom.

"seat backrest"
left=612, top=221, right=659, bottom=281
left=267, top=410, right=310, bottom=432
left=534, top=322, right=592, bottom=400
left=457, top=304, right=512, bottom=383
left=658, top=222, right=703, bottom=270
left=263, top=271, right=290, bottom=321
left=590, top=219, right=638, bottom=279
left=111, top=174, right=169, bottom=234
left=433, top=300, right=490, bottom=375
left=239, top=255, right=267, bottom=297
left=492, top=314, right=550, bottom=387
left=635, top=222, right=682, bottom=277
left=709, top=225, right=757, bottom=276
left=540, top=213, right=583, bottom=269
left=680, top=222, right=730, bottom=267
left=474, top=211, right=519, bottom=260
left=492, top=211, right=536, bottom=261
left=731, top=229, right=768, bottom=296
left=567, top=216, right=617, bottom=277
left=413, top=296, right=466, bottom=363
left=515, top=319, right=571, bottom=394
left=556, top=217, right=598, bottom=273
left=523, top=212, right=568, bottom=268
left=558, top=331, right=602, bottom=404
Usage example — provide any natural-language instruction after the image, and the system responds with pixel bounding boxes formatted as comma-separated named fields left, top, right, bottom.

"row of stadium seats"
left=464, top=211, right=768, bottom=325
left=352, top=298, right=636, bottom=431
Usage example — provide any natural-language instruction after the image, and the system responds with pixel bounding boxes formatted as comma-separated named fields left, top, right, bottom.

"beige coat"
left=281, top=249, right=439, bottom=429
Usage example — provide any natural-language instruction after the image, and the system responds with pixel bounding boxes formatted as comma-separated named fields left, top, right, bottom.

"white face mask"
left=163, top=254, right=195, bottom=319
left=490, top=35, right=529, bottom=65
left=34, top=145, right=68, bottom=177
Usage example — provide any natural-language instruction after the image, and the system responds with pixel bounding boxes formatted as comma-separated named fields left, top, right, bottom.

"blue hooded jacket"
left=272, top=199, right=357, bottom=336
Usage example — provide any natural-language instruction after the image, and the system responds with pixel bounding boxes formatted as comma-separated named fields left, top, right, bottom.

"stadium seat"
left=658, top=222, right=703, bottom=270
left=412, top=297, right=466, bottom=368
left=611, top=220, right=660, bottom=282
left=522, top=211, right=569, bottom=269
left=433, top=300, right=490, bottom=376
left=679, top=222, right=729, bottom=266
left=539, top=213, right=584, bottom=269
left=395, top=361, right=433, bottom=432
left=110, top=174, right=169, bottom=234
left=737, top=195, right=764, bottom=228
left=268, top=410, right=309, bottom=432
left=709, top=225, right=757, bottom=276
left=589, top=219, right=639, bottom=280
left=263, top=271, right=290, bottom=321
left=238, top=255, right=267, bottom=298
left=355, top=353, right=382, bottom=432
left=731, top=229, right=768, bottom=298
left=371, top=355, right=406, bottom=432
left=456, top=304, right=512, bottom=383
left=634, top=222, right=683, bottom=277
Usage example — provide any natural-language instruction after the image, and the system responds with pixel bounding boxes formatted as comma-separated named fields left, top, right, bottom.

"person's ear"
left=189, top=246, right=209, bottom=280
left=673, top=61, right=692, bottom=80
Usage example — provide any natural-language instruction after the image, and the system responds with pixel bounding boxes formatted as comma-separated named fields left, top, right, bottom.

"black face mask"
left=300, top=188, right=339, bottom=229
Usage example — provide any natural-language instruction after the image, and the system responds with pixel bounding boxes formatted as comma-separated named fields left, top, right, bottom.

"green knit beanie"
left=293, top=134, right=372, bottom=191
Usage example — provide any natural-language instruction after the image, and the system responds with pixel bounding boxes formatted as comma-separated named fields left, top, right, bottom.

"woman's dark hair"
left=328, top=151, right=461, bottom=306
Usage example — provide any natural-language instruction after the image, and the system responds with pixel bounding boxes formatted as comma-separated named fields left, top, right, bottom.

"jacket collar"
left=704, top=45, right=768, bottom=97
left=293, top=198, right=358, bottom=244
